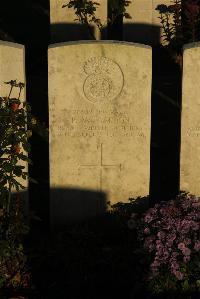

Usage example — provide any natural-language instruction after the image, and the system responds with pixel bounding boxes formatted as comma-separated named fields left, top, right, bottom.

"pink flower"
left=144, top=227, right=150, bottom=235
left=166, top=234, right=176, bottom=246
left=183, top=255, right=191, bottom=263
left=178, top=243, right=191, bottom=256
left=163, top=250, right=169, bottom=260
left=139, top=193, right=200, bottom=285
left=192, top=202, right=200, bottom=208
left=184, top=238, right=191, bottom=245
left=171, top=261, right=179, bottom=271
left=191, top=221, right=199, bottom=231
left=184, top=247, right=191, bottom=256
left=157, top=231, right=166, bottom=240
left=178, top=242, right=186, bottom=251
left=174, top=270, right=184, bottom=281
left=194, top=241, right=200, bottom=252
left=144, top=214, right=153, bottom=223
left=172, top=252, right=178, bottom=258
left=144, top=236, right=156, bottom=252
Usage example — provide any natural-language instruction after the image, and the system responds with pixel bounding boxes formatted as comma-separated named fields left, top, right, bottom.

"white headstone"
left=181, top=42, right=200, bottom=195
left=49, top=41, right=151, bottom=228
left=50, top=0, right=107, bottom=42
left=124, top=0, right=172, bottom=45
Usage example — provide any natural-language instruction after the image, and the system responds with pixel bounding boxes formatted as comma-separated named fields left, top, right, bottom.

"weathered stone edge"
left=48, top=40, right=152, bottom=50
left=183, top=42, right=200, bottom=51
left=0, top=40, right=24, bottom=49
left=0, top=39, right=26, bottom=91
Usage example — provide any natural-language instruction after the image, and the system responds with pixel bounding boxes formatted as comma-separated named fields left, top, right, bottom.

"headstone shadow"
left=50, top=187, right=107, bottom=231
left=150, top=46, right=182, bottom=204
left=51, top=23, right=107, bottom=43
left=123, top=23, right=161, bottom=45
left=51, top=22, right=161, bottom=45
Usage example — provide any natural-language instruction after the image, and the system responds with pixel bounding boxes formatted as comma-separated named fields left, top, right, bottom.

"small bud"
left=10, top=103, right=20, bottom=112
left=12, top=144, right=21, bottom=154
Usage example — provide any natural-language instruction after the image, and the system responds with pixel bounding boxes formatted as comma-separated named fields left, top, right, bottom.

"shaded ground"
left=28, top=214, right=145, bottom=299
left=0, top=199, right=199, bottom=299
left=25, top=202, right=198, bottom=299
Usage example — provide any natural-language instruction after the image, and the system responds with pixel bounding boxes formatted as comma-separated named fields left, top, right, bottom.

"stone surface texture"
left=49, top=41, right=151, bottom=226
left=181, top=42, right=200, bottom=195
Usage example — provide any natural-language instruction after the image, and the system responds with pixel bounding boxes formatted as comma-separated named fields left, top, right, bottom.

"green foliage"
left=0, top=80, right=32, bottom=291
left=156, top=0, right=200, bottom=66
left=62, top=0, right=132, bottom=39
left=108, top=0, right=132, bottom=25
left=0, top=80, right=48, bottom=207
left=0, top=80, right=31, bottom=215
left=0, top=194, right=30, bottom=289
left=156, top=0, right=182, bottom=47
left=0, top=79, right=48, bottom=213
left=63, top=0, right=102, bottom=38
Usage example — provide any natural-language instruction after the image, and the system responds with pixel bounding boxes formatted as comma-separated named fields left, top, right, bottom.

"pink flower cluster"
left=139, top=193, right=200, bottom=282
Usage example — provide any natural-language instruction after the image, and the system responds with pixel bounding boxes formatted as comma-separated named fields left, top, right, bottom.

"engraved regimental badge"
left=83, top=57, right=124, bottom=103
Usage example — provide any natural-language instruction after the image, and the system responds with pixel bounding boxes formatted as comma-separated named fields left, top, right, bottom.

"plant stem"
left=7, top=177, right=12, bottom=215
left=18, top=87, right=22, bottom=100
left=6, top=92, right=15, bottom=216
left=81, top=11, right=96, bottom=40
left=8, top=85, right=13, bottom=99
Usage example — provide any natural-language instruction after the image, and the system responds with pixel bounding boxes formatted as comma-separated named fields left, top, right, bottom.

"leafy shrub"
left=0, top=80, right=31, bottom=291
left=0, top=80, right=31, bottom=215
left=156, top=0, right=200, bottom=67
left=0, top=194, right=30, bottom=289
left=62, top=0, right=132, bottom=39
left=137, top=193, right=200, bottom=295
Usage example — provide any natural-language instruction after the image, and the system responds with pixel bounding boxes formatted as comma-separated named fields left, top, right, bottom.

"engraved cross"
left=80, top=143, right=121, bottom=191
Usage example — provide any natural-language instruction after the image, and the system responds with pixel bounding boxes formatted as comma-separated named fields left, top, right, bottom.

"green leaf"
left=22, top=142, right=31, bottom=152
left=0, top=276, right=5, bottom=288
left=3, top=163, right=13, bottom=173
left=123, top=12, right=131, bottom=19
left=10, top=177, right=26, bottom=190
left=22, top=173, right=28, bottom=180
left=182, top=280, right=189, bottom=291
left=13, top=166, right=23, bottom=177
left=196, top=280, right=200, bottom=288
left=18, top=153, right=32, bottom=164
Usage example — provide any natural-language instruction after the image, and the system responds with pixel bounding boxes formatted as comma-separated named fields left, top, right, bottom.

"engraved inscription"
left=83, top=57, right=124, bottom=103
left=50, top=107, right=146, bottom=139
left=187, top=127, right=200, bottom=137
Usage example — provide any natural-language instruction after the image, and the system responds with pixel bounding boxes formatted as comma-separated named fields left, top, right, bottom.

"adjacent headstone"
left=0, top=41, right=28, bottom=204
left=50, top=0, right=107, bottom=42
left=49, top=41, right=151, bottom=228
left=181, top=42, right=200, bottom=195
left=124, top=0, right=172, bottom=45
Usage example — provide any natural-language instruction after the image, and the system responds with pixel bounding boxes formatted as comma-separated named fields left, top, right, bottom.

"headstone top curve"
left=48, top=40, right=152, bottom=50
left=183, top=42, right=200, bottom=52
left=0, top=40, right=24, bottom=49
